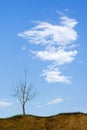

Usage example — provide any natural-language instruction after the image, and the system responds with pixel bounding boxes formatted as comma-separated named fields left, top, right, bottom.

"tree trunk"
left=22, top=104, right=25, bottom=115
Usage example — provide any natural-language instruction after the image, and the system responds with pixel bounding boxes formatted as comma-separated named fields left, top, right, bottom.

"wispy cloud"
left=22, top=45, right=27, bottom=51
left=18, top=14, right=78, bottom=84
left=35, top=104, right=43, bottom=108
left=18, top=16, right=77, bottom=45
left=48, top=98, right=63, bottom=105
left=0, top=101, right=12, bottom=107
left=34, top=97, right=64, bottom=108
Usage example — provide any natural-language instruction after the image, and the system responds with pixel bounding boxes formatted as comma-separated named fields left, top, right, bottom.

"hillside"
left=0, top=112, right=87, bottom=130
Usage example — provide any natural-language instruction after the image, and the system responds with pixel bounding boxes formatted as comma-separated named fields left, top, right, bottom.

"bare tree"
left=12, top=71, right=36, bottom=115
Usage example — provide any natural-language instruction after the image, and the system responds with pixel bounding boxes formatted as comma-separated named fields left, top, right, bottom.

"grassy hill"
left=0, top=112, right=87, bottom=130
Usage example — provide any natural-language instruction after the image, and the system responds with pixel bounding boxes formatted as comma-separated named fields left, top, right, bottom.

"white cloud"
left=33, top=49, right=77, bottom=65
left=33, top=48, right=77, bottom=83
left=0, top=101, right=12, bottom=107
left=18, top=15, right=78, bottom=84
left=48, top=98, right=63, bottom=105
left=18, top=16, right=77, bottom=46
left=41, top=67, right=71, bottom=83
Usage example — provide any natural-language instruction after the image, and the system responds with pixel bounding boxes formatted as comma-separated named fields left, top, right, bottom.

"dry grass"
left=0, top=112, right=87, bottom=130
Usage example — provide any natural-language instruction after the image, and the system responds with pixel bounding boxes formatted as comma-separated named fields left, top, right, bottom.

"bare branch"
left=12, top=70, right=37, bottom=115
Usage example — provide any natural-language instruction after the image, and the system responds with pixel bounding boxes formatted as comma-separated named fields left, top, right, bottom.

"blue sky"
left=0, top=0, right=87, bottom=118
